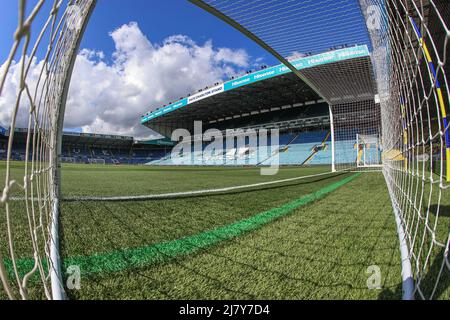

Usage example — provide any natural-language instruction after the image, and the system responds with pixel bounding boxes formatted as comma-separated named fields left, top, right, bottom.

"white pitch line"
left=62, top=171, right=339, bottom=202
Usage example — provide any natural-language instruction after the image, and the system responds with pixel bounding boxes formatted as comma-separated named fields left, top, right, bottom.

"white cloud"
left=0, top=57, right=44, bottom=132
left=214, top=47, right=249, bottom=67
left=287, top=51, right=307, bottom=61
left=0, top=22, right=251, bottom=139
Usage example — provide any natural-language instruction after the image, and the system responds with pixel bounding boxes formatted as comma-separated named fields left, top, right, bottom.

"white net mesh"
left=332, top=100, right=382, bottom=172
left=193, top=0, right=449, bottom=300
left=0, top=0, right=96, bottom=300
left=359, top=0, right=450, bottom=299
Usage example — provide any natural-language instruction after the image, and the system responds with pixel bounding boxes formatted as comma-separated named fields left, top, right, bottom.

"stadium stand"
left=1, top=128, right=173, bottom=165
left=138, top=45, right=378, bottom=168
left=1, top=47, right=377, bottom=168
left=0, top=128, right=7, bottom=161
left=0, top=107, right=362, bottom=168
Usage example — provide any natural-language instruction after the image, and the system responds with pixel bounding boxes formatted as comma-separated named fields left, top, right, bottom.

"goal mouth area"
left=2, top=164, right=449, bottom=300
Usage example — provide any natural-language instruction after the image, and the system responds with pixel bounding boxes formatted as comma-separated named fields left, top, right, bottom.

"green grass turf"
left=0, top=161, right=331, bottom=197
left=66, top=172, right=406, bottom=300
left=59, top=174, right=361, bottom=276
left=0, top=162, right=448, bottom=300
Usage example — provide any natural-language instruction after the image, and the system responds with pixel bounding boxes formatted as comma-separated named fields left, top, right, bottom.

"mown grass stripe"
left=6, top=173, right=360, bottom=278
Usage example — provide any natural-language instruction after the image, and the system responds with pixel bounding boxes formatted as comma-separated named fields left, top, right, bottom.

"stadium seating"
left=1, top=129, right=361, bottom=167
left=0, top=138, right=8, bottom=160
left=335, top=140, right=357, bottom=164
left=258, top=131, right=327, bottom=166
left=148, top=130, right=344, bottom=167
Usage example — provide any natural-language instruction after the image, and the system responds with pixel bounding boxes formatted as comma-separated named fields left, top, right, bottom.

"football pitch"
left=1, top=162, right=448, bottom=300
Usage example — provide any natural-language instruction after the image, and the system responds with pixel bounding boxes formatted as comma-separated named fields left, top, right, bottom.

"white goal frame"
left=356, top=134, right=382, bottom=169
left=0, top=0, right=97, bottom=300
left=88, top=158, right=106, bottom=165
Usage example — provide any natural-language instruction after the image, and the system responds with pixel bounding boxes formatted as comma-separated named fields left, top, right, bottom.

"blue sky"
left=83, top=0, right=277, bottom=65
left=0, top=0, right=279, bottom=137
left=0, top=0, right=276, bottom=66
left=202, top=0, right=372, bottom=57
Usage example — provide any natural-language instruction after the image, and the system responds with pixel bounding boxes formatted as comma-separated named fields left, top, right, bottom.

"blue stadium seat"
left=3, top=130, right=359, bottom=167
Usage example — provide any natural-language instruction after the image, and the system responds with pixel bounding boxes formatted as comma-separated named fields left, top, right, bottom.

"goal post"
left=356, top=134, right=382, bottom=168
left=88, top=158, right=106, bottom=165
left=330, top=100, right=383, bottom=172
left=0, top=0, right=97, bottom=300
left=0, top=0, right=448, bottom=301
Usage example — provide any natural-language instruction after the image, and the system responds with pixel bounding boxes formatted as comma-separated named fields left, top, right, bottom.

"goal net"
left=0, top=0, right=449, bottom=301
left=0, top=0, right=97, bottom=300
left=331, top=100, right=382, bottom=172
left=191, top=0, right=449, bottom=300
left=356, top=134, right=382, bottom=168
left=359, top=0, right=450, bottom=299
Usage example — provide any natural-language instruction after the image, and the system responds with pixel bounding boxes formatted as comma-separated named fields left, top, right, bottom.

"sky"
left=0, top=0, right=370, bottom=139
left=0, top=0, right=277, bottom=139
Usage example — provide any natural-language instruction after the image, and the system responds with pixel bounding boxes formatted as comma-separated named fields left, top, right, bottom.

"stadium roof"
left=142, top=45, right=376, bottom=137
left=62, top=132, right=134, bottom=147
left=134, top=138, right=175, bottom=146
